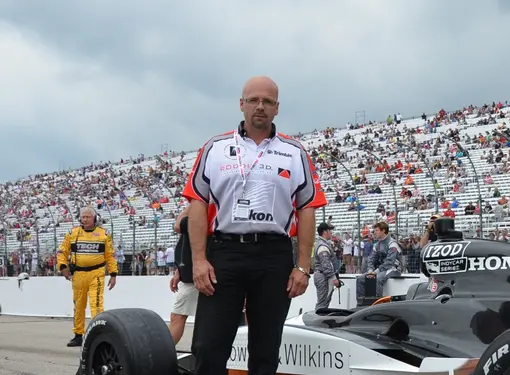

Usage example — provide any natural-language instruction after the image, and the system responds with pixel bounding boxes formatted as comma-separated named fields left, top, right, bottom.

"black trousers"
left=191, top=235, right=294, bottom=375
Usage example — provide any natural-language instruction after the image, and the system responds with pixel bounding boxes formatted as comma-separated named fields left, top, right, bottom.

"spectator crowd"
left=1, top=100, right=509, bottom=277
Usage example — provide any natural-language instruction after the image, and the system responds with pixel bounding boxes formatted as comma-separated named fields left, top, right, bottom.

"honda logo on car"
left=483, top=343, right=508, bottom=375
left=469, top=256, right=510, bottom=271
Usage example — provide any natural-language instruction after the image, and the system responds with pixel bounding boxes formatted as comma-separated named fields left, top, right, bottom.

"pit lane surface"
left=0, top=315, right=193, bottom=375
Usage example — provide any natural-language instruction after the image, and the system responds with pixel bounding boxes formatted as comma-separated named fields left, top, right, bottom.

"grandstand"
left=1, top=100, right=509, bottom=276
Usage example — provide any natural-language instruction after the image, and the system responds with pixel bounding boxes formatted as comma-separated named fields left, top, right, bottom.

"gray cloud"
left=1, top=0, right=509, bottom=181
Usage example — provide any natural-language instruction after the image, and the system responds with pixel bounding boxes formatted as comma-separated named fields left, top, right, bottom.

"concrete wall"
left=0, top=274, right=427, bottom=321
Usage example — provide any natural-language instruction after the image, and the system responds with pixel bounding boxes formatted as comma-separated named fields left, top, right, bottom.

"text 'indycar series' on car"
left=75, top=217, right=510, bottom=375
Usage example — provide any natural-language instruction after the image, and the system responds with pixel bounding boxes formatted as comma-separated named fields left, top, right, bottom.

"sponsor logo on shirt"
left=220, top=163, right=273, bottom=176
left=267, top=149, right=292, bottom=158
left=224, top=144, right=246, bottom=160
left=278, top=168, right=291, bottom=179
left=231, top=180, right=277, bottom=224
left=234, top=210, right=274, bottom=222
left=72, top=242, right=105, bottom=254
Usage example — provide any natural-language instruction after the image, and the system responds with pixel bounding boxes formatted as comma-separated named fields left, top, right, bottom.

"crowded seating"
left=1, top=100, right=509, bottom=276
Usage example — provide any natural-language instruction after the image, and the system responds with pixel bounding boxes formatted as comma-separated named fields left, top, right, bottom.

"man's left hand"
left=108, top=276, right=116, bottom=290
left=287, top=268, right=309, bottom=298
left=170, top=271, right=180, bottom=293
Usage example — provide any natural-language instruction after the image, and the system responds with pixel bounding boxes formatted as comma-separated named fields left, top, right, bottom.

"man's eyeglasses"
left=242, top=97, right=277, bottom=107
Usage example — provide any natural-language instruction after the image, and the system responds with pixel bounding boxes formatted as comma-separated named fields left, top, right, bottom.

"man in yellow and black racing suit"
left=56, top=207, right=118, bottom=347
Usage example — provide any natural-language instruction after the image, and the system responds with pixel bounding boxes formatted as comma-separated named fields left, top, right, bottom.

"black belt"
left=74, top=262, right=106, bottom=272
left=212, top=232, right=289, bottom=244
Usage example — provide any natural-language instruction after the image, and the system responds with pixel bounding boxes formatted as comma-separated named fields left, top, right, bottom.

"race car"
left=75, top=217, right=510, bottom=375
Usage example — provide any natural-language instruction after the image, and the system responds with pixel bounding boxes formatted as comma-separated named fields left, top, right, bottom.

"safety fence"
left=0, top=245, right=425, bottom=278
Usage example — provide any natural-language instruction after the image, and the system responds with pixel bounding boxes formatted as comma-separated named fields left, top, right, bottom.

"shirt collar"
left=318, top=235, right=329, bottom=243
left=237, top=121, right=277, bottom=139
left=380, top=234, right=391, bottom=245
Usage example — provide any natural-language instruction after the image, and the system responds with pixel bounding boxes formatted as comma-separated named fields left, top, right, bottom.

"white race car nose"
left=285, top=315, right=304, bottom=326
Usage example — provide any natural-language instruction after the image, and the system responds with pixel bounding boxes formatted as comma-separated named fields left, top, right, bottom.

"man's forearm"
left=419, top=231, right=429, bottom=248
left=174, top=205, right=191, bottom=233
left=188, top=200, right=209, bottom=262
left=296, top=207, right=315, bottom=271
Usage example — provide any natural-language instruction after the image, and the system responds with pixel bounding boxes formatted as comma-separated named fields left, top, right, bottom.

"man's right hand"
left=61, top=267, right=71, bottom=281
left=193, top=259, right=216, bottom=296
left=333, top=279, right=340, bottom=288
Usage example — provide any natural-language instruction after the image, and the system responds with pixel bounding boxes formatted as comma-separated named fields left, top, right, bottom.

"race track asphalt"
left=0, top=315, right=193, bottom=375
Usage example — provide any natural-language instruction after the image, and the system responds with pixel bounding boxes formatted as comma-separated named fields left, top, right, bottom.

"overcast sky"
left=1, top=0, right=509, bottom=182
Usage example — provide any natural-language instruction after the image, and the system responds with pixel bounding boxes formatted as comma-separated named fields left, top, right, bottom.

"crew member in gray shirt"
left=314, top=222, right=340, bottom=310
left=356, top=221, right=403, bottom=303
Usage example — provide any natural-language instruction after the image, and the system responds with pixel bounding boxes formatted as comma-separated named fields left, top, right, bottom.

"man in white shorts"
left=169, top=205, right=199, bottom=345
left=157, top=247, right=166, bottom=275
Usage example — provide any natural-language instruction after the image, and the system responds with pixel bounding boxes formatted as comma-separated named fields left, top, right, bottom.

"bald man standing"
left=182, top=76, right=327, bottom=374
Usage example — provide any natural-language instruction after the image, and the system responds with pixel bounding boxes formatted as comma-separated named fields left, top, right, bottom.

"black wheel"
left=77, top=308, right=178, bottom=375
left=474, top=329, right=510, bottom=375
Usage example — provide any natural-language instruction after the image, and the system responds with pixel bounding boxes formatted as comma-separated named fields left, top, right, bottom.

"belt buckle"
left=240, top=234, right=257, bottom=243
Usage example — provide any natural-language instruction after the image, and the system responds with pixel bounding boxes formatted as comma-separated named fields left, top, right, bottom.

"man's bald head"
left=239, top=76, right=280, bottom=134
left=241, top=76, right=279, bottom=100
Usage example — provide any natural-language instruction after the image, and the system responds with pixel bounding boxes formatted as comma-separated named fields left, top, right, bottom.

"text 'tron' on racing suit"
left=356, top=235, right=403, bottom=301
left=56, top=226, right=118, bottom=335
left=313, top=236, right=339, bottom=310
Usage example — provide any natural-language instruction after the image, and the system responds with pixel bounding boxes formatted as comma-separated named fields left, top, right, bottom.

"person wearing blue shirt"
left=361, top=237, right=374, bottom=272
left=451, top=198, right=460, bottom=209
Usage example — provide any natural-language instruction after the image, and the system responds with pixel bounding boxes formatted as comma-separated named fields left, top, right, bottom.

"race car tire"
left=473, top=328, right=510, bottom=375
left=77, top=308, right=178, bottom=375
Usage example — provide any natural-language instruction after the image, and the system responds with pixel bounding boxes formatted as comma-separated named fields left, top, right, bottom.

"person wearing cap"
left=313, top=222, right=340, bottom=310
